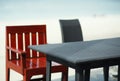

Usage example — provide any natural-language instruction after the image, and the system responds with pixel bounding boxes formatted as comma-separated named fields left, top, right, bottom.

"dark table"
left=29, top=37, right=120, bottom=81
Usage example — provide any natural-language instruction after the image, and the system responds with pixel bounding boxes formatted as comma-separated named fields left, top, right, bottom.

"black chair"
left=59, top=19, right=83, bottom=42
left=59, top=19, right=109, bottom=81
left=59, top=19, right=90, bottom=81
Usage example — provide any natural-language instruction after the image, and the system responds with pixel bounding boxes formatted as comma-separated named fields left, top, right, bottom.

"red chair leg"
left=6, top=67, right=10, bottom=81
left=62, top=72, right=68, bottom=81
left=43, top=75, right=46, bottom=81
left=62, top=68, right=68, bottom=81
left=23, top=73, right=31, bottom=81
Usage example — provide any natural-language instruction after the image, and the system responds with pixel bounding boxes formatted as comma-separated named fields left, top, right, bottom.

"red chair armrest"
left=6, top=46, right=26, bottom=55
left=6, top=46, right=27, bottom=68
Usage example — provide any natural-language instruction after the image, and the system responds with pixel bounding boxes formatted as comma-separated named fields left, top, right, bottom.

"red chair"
left=6, top=25, right=68, bottom=81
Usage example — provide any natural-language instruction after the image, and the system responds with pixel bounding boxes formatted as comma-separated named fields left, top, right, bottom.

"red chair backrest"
left=6, top=25, right=47, bottom=59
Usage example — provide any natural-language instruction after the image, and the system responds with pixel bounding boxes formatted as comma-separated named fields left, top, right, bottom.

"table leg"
left=46, top=59, right=51, bottom=81
left=84, top=69, right=90, bottom=81
left=75, top=69, right=84, bottom=81
left=103, top=66, right=109, bottom=81
left=118, top=64, right=120, bottom=81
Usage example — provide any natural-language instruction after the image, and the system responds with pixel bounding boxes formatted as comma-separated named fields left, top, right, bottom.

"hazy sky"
left=0, top=0, right=120, bottom=21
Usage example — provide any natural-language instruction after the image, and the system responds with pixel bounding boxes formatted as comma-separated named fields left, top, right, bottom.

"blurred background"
left=0, top=0, right=120, bottom=81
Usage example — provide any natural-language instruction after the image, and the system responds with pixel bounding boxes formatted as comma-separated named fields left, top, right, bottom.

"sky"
left=0, top=0, right=120, bottom=22
left=0, top=0, right=120, bottom=56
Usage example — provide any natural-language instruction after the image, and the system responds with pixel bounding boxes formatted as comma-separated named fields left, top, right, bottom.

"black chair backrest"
left=59, top=19, right=83, bottom=42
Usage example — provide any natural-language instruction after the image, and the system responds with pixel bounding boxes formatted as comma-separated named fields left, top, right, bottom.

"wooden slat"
left=25, top=33, right=30, bottom=58
left=10, top=33, right=17, bottom=60
left=38, top=33, right=47, bottom=44
left=6, top=32, right=10, bottom=61
left=18, top=33, right=23, bottom=59
left=18, top=33, right=23, bottom=50
left=32, top=32, right=37, bottom=57
left=38, top=32, right=46, bottom=57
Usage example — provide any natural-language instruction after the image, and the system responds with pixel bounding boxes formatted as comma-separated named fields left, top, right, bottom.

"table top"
left=29, top=37, right=120, bottom=68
